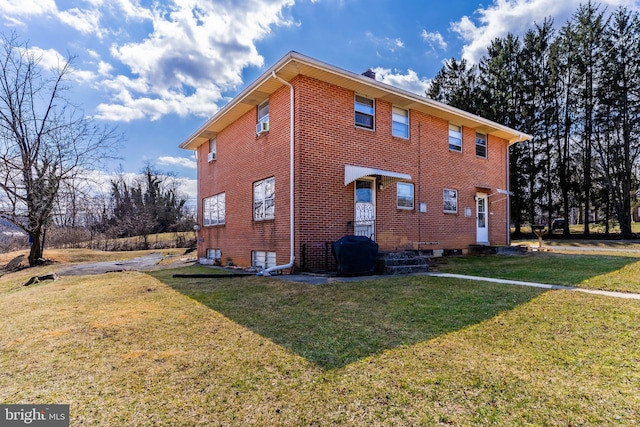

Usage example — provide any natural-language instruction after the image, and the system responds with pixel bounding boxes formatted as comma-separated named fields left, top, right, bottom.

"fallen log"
left=24, top=273, right=60, bottom=286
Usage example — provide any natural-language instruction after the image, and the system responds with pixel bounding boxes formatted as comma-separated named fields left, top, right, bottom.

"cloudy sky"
left=1, top=0, right=638, bottom=198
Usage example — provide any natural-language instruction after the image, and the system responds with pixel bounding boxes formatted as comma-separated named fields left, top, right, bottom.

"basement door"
left=476, top=192, right=489, bottom=244
left=354, top=179, right=376, bottom=240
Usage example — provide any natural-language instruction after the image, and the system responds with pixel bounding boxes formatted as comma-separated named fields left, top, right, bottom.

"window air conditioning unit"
left=256, top=121, right=269, bottom=135
left=207, top=152, right=216, bottom=162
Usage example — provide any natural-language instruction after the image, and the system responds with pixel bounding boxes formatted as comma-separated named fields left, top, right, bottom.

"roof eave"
left=179, top=52, right=300, bottom=150
left=179, top=51, right=533, bottom=150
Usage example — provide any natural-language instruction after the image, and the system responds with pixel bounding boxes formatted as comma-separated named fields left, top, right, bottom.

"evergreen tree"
left=596, top=7, right=640, bottom=238
left=427, top=58, right=479, bottom=112
left=570, top=2, right=607, bottom=235
left=477, top=34, right=528, bottom=234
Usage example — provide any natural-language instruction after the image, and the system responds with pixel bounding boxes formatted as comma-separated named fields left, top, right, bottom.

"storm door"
left=476, top=193, right=489, bottom=244
left=354, top=179, right=376, bottom=240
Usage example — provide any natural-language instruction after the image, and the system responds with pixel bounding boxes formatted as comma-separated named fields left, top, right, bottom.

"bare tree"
left=0, top=32, right=120, bottom=266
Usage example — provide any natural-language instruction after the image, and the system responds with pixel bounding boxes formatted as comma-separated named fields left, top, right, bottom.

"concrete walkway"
left=273, top=271, right=640, bottom=300
left=426, top=272, right=640, bottom=300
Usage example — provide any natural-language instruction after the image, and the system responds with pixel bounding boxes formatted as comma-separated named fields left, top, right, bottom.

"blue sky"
left=1, top=0, right=638, bottom=198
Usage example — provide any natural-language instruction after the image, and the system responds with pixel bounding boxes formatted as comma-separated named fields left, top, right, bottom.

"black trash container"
left=332, top=235, right=378, bottom=276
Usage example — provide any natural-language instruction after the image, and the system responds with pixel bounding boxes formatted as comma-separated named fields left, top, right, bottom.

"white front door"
left=476, top=193, right=489, bottom=244
left=354, top=179, right=375, bottom=240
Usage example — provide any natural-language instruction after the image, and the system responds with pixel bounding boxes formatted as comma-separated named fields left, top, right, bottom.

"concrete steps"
left=375, top=250, right=437, bottom=275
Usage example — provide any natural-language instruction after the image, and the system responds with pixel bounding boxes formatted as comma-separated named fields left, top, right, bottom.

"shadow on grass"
left=149, top=267, right=546, bottom=370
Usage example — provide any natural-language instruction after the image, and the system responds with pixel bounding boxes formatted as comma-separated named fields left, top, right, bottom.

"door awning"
left=344, top=165, right=412, bottom=186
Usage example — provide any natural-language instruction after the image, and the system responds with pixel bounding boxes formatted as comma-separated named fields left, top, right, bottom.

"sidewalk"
left=426, top=272, right=640, bottom=300
left=273, top=271, right=640, bottom=300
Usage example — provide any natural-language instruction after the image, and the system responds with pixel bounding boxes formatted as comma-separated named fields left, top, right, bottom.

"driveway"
left=56, top=253, right=177, bottom=276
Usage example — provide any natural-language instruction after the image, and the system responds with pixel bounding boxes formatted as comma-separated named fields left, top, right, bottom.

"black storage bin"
left=332, top=235, right=378, bottom=276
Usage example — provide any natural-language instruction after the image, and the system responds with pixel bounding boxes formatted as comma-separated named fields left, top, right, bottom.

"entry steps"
left=375, top=250, right=437, bottom=275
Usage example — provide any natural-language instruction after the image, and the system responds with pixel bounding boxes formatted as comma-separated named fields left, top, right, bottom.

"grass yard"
left=149, top=270, right=545, bottom=370
left=437, top=252, right=640, bottom=293
left=1, top=251, right=639, bottom=425
left=0, top=247, right=640, bottom=426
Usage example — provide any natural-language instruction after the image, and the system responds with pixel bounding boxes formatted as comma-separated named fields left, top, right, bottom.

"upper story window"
left=443, top=188, right=458, bottom=213
left=476, top=132, right=487, bottom=158
left=355, top=95, right=375, bottom=130
left=253, top=177, right=275, bottom=221
left=208, top=138, right=217, bottom=162
left=397, top=182, right=414, bottom=210
left=392, top=107, right=409, bottom=139
left=258, top=100, right=269, bottom=124
left=449, top=123, right=462, bottom=152
left=203, top=192, right=225, bottom=226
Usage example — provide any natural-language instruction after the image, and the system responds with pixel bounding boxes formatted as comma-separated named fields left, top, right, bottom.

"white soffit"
left=344, top=165, right=412, bottom=186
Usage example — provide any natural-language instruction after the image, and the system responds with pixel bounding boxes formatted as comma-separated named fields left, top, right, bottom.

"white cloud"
left=0, top=0, right=57, bottom=25
left=372, top=67, right=431, bottom=97
left=58, top=8, right=103, bottom=36
left=95, top=0, right=295, bottom=121
left=2, top=0, right=295, bottom=122
left=421, top=30, right=447, bottom=50
left=176, top=177, right=197, bottom=200
left=158, top=155, right=197, bottom=169
left=365, top=31, right=405, bottom=52
left=451, top=0, right=639, bottom=63
left=26, top=46, right=65, bottom=69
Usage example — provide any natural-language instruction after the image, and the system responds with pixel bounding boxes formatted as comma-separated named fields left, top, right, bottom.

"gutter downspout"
left=260, top=71, right=295, bottom=276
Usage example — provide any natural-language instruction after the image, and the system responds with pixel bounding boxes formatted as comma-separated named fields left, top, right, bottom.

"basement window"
left=252, top=251, right=276, bottom=270
left=206, top=248, right=222, bottom=264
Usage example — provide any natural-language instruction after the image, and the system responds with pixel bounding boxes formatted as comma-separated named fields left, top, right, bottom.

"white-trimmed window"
left=206, top=248, right=222, bottom=264
left=443, top=189, right=458, bottom=213
left=252, top=251, right=276, bottom=269
left=449, top=124, right=462, bottom=152
left=208, top=138, right=217, bottom=162
left=392, top=107, right=409, bottom=138
left=476, top=132, right=487, bottom=158
left=258, top=100, right=269, bottom=125
left=203, top=193, right=225, bottom=226
left=355, top=95, right=375, bottom=129
left=253, top=177, right=275, bottom=220
left=397, top=182, right=414, bottom=210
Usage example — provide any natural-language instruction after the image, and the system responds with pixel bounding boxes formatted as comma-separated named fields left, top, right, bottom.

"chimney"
left=362, top=68, right=376, bottom=80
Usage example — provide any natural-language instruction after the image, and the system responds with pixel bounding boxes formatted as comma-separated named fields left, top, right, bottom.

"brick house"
left=180, top=51, right=531, bottom=274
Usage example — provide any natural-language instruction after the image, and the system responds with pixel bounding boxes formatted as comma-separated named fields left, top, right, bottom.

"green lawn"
left=437, top=252, right=640, bottom=293
left=150, top=270, right=545, bottom=369
left=1, top=253, right=639, bottom=425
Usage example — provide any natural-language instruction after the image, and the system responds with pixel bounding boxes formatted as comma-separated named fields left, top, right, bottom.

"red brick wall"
left=197, top=84, right=292, bottom=267
left=196, top=74, right=511, bottom=268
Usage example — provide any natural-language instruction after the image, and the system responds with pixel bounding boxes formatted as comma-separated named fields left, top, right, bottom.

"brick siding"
left=196, top=75, right=511, bottom=269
